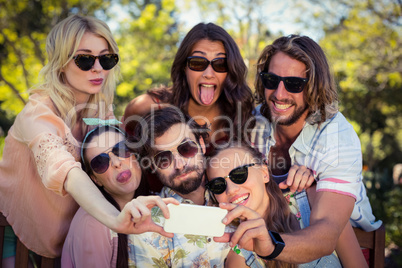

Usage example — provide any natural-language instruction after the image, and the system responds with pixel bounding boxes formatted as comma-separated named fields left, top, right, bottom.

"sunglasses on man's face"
left=153, top=140, right=199, bottom=170
left=206, top=163, right=255, bottom=195
left=73, top=54, right=119, bottom=71
left=259, top=72, right=308, bottom=93
left=90, top=141, right=131, bottom=174
left=187, top=56, right=228, bottom=73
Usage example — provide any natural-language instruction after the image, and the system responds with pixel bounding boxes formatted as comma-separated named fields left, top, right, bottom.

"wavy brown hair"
left=81, top=126, right=148, bottom=268
left=255, top=35, right=338, bottom=125
left=207, top=141, right=297, bottom=268
left=149, top=22, right=255, bottom=139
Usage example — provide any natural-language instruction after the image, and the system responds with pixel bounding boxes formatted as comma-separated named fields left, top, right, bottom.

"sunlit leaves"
left=115, top=0, right=179, bottom=117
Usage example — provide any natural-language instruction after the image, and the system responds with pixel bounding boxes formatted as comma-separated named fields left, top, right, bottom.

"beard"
left=157, top=164, right=205, bottom=195
left=265, top=96, right=308, bottom=126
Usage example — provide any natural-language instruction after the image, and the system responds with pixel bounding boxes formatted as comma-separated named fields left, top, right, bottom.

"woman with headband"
left=62, top=125, right=178, bottom=267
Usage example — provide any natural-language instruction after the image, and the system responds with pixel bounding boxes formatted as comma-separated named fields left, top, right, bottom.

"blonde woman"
left=0, top=14, right=143, bottom=264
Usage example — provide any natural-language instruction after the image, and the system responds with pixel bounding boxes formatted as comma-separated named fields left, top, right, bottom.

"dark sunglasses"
left=187, top=56, right=228, bottom=73
left=153, top=140, right=199, bottom=169
left=206, top=163, right=255, bottom=194
left=90, top=141, right=131, bottom=174
left=260, top=72, right=308, bottom=93
left=73, top=54, right=119, bottom=71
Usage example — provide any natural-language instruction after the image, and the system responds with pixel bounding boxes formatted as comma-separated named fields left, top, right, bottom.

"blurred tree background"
left=0, top=0, right=400, bottom=266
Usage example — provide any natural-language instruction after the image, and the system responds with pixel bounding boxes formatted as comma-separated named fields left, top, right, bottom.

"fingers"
left=129, top=199, right=152, bottom=223
left=163, top=197, right=181, bottom=206
left=219, top=203, right=261, bottom=225
left=286, top=165, right=315, bottom=192
left=153, top=197, right=180, bottom=219
left=213, top=232, right=232, bottom=243
left=133, top=196, right=179, bottom=220
left=278, top=181, right=289, bottom=189
left=146, top=224, right=174, bottom=238
left=229, top=218, right=270, bottom=252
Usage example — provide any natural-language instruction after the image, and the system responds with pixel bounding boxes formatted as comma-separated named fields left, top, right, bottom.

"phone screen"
left=163, top=204, right=228, bottom=237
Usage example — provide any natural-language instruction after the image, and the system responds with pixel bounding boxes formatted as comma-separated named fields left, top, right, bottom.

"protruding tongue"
left=117, top=170, right=131, bottom=183
left=200, top=86, right=215, bottom=105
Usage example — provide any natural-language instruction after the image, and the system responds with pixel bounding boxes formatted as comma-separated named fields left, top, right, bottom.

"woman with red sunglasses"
left=0, top=14, right=141, bottom=264
left=61, top=125, right=177, bottom=267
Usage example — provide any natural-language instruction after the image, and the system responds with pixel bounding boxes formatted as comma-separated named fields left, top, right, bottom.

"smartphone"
left=163, top=203, right=228, bottom=237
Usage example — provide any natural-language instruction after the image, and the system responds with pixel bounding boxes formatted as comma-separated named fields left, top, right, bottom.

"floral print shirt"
left=127, top=187, right=232, bottom=267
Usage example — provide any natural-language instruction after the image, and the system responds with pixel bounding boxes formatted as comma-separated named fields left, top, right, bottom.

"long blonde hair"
left=31, top=14, right=120, bottom=128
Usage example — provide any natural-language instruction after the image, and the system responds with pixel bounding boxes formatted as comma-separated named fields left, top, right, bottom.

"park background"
left=0, top=0, right=400, bottom=266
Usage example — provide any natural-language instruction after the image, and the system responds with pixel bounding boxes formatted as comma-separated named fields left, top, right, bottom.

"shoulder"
left=12, top=93, right=69, bottom=141
left=304, top=112, right=360, bottom=146
left=124, top=94, right=160, bottom=119
left=322, top=112, right=360, bottom=145
left=123, top=93, right=164, bottom=135
left=18, top=93, right=56, bottom=117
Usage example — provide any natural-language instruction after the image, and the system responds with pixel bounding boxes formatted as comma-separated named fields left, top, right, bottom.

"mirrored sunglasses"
left=153, top=140, right=199, bottom=169
left=73, top=53, right=119, bottom=71
left=90, top=141, right=131, bottom=174
left=206, top=163, right=255, bottom=194
left=187, top=56, right=228, bottom=73
left=259, top=72, right=308, bottom=93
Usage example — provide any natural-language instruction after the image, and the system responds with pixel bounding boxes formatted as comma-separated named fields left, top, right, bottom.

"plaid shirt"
left=251, top=107, right=382, bottom=232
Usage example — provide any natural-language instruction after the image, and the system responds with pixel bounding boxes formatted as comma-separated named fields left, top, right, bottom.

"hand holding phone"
left=163, top=204, right=228, bottom=237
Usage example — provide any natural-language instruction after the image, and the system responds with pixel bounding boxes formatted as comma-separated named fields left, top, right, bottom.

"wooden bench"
left=353, top=223, right=386, bottom=268
left=0, top=212, right=56, bottom=268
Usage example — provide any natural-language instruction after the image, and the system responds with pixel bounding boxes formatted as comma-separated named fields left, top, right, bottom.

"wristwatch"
left=257, top=230, right=285, bottom=260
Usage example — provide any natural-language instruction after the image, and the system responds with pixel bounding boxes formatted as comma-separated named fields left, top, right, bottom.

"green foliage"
left=0, top=0, right=400, bottom=258
left=0, top=0, right=180, bottom=152
left=315, top=0, right=402, bottom=262
left=319, top=1, right=402, bottom=173
left=0, top=0, right=113, bottom=120
left=114, top=0, right=179, bottom=117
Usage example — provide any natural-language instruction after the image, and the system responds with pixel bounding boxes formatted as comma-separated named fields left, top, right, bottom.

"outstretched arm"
left=336, top=221, right=368, bottom=268
left=65, top=167, right=179, bottom=235
left=218, top=191, right=355, bottom=264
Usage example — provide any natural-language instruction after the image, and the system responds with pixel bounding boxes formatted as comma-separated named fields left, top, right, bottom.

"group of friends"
left=0, top=14, right=382, bottom=268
